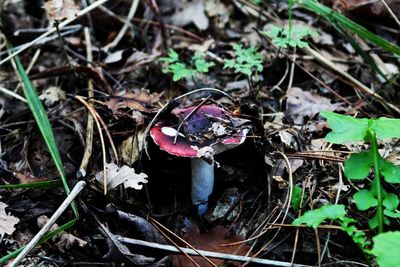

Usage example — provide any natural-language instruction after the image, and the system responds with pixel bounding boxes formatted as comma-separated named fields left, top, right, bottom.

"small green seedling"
left=321, top=112, right=400, bottom=232
left=293, top=204, right=370, bottom=250
left=159, top=50, right=215, bottom=81
left=223, top=44, right=263, bottom=77
left=262, top=24, right=317, bottom=48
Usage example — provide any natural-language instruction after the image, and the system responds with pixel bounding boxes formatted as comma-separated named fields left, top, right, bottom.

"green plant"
left=291, top=185, right=307, bottom=211
left=262, top=24, right=317, bottom=48
left=159, top=49, right=214, bottom=81
left=223, top=44, right=263, bottom=77
left=370, top=231, right=400, bottom=267
left=294, top=205, right=400, bottom=266
left=321, top=112, right=400, bottom=232
left=293, top=204, right=370, bottom=250
left=193, top=52, right=215, bottom=73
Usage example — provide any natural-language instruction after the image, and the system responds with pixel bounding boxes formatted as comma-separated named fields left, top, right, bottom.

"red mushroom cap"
left=150, top=104, right=250, bottom=158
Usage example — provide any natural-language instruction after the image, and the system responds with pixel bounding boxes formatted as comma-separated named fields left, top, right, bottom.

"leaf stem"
left=370, top=130, right=384, bottom=233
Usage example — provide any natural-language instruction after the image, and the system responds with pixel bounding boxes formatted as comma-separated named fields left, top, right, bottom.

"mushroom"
left=150, top=104, right=250, bottom=216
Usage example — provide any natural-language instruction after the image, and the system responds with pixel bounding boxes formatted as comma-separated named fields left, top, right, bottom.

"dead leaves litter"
left=95, top=163, right=148, bottom=191
left=42, top=0, right=80, bottom=21
left=0, top=201, right=19, bottom=236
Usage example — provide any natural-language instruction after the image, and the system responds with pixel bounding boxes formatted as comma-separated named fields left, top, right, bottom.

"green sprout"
left=159, top=49, right=215, bottom=81
left=223, top=44, right=263, bottom=77
left=262, top=24, right=317, bottom=48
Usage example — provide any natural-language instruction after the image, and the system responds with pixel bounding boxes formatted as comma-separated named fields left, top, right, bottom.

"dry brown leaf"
left=285, top=87, right=340, bottom=124
left=106, top=90, right=162, bottom=114
left=42, top=0, right=80, bottom=21
left=95, top=163, right=148, bottom=191
left=172, top=225, right=250, bottom=267
left=0, top=201, right=19, bottom=235
left=118, top=130, right=145, bottom=165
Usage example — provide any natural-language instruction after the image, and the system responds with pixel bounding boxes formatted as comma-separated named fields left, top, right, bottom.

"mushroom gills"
left=190, top=157, right=214, bottom=216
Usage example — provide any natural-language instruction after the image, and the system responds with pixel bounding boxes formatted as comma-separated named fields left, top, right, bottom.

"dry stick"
left=75, top=97, right=118, bottom=162
left=78, top=27, right=95, bottom=178
left=0, top=86, right=27, bottom=103
left=303, top=46, right=400, bottom=115
left=9, top=181, right=86, bottom=267
left=287, top=47, right=296, bottom=91
left=117, top=236, right=312, bottom=267
left=0, top=0, right=110, bottom=65
left=102, top=0, right=140, bottom=51
left=379, top=0, right=400, bottom=28
left=75, top=96, right=108, bottom=194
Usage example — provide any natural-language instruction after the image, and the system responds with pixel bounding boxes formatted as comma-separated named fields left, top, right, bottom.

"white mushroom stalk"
left=190, top=158, right=214, bottom=216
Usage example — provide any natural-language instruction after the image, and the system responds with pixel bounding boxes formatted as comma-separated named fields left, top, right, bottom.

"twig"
left=0, top=86, right=27, bottom=103
left=117, top=236, right=312, bottom=267
left=75, top=96, right=108, bottom=194
left=0, top=0, right=110, bottom=65
left=9, top=181, right=86, bottom=267
left=102, top=0, right=140, bottom=51
left=379, top=0, right=400, bottom=28
left=78, top=27, right=95, bottom=178
left=287, top=47, right=296, bottom=90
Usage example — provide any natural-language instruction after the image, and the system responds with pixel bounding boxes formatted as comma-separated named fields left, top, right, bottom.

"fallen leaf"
left=205, top=0, right=231, bottom=28
left=106, top=90, right=162, bottom=114
left=118, top=130, right=145, bottom=165
left=42, top=0, right=80, bottom=21
left=104, top=50, right=124, bottom=64
left=0, top=201, right=19, bottom=235
left=95, top=163, right=148, bottom=191
left=285, top=87, right=340, bottom=124
left=168, top=0, right=209, bottom=30
left=37, top=215, right=87, bottom=253
left=172, top=225, right=250, bottom=267
left=39, top=86, right=66, bottom=106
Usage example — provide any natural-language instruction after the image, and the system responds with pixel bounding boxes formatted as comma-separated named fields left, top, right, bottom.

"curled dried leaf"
left=42, top=0, right=80, bottom=21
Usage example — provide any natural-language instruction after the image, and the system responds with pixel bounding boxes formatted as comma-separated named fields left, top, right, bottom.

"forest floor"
left=1, top=0, right=400, bottom=266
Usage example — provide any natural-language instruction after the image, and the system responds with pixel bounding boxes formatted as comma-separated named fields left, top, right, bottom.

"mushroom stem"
left=190, top=158, right=214, bottom=216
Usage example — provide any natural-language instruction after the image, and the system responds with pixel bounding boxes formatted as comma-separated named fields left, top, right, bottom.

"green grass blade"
left=0, top=180, right=61, bottom=189
left=13, top=54, right=78, bottom=217
left=299, top=0, right=400, bottom=56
